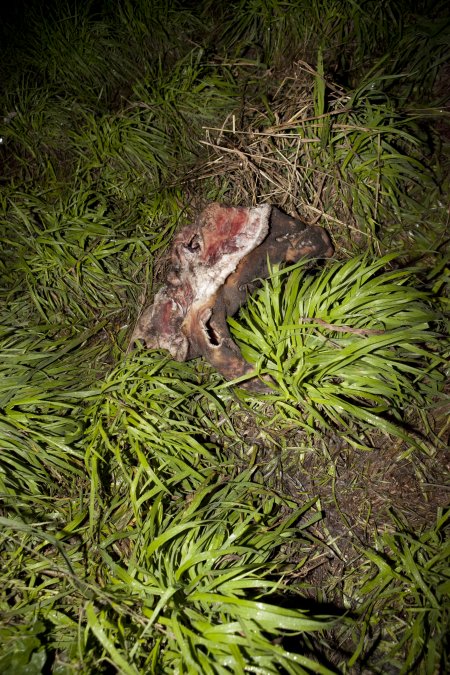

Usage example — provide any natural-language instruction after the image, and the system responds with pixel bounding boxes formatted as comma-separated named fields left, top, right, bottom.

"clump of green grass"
left=345, top=509, right=450, bottom=674
left=201, top=60, right=436, bottom=251
left=0, top=322, right=107, bottom=495
left=81, top=354, right=338, bottom=673
left=3, top=0, right=206, bottom=109
left=67, top=52, right=241, bottom=199
left=230, top=254, right=447, bottom=448
left=360, top=1, right=450, bottom=102
left=0, top=351, right=340, bottom=673
left=0, top=184, right=153, bottom=325
left=202, top=0, right=411, bottom=74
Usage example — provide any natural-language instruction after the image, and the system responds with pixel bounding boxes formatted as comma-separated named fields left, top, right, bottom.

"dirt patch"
left=218, top=406, right=449, bottom=595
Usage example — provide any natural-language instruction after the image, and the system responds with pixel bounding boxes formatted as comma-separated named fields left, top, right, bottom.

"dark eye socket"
left=184, top=234, right=201, bottom=252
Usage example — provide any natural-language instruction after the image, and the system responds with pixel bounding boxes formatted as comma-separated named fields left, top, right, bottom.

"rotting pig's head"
left=131, top=203, right=272, bottom=360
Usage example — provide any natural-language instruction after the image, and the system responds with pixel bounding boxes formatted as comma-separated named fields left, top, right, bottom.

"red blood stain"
left=202, top=208, right=248, bottom=263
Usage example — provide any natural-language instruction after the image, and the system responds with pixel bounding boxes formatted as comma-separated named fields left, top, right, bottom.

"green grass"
left=0, top=0, right=449, bottom=672
left=230, top=254, right=446, bottom=449
left=344, top=509, right=450, bottom=674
